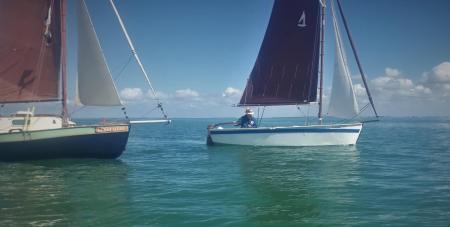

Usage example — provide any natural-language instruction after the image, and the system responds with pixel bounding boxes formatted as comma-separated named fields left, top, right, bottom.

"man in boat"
left=235, top=108, right=257, bottom=128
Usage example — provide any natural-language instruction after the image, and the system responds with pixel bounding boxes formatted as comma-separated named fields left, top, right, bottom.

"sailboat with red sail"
left=0, top=0, right=168, bottom=160
left=207, top=0, right=379, bottom=146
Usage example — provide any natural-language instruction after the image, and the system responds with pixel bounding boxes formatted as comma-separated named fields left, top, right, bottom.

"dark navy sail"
left=239, top=0, right=322, bottom=106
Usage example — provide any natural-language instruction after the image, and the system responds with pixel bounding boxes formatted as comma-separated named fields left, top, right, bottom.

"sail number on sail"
left=297, top=11, right=307, bottom=27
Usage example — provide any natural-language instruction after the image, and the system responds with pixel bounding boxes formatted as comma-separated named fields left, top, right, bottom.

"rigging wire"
left=297, top=105, right=307, bottom=125
left=69, top=105, right=87, bottom=116
left=336, top=0, right=379, bottom=118
left=109, top=0, right=168, bottom=119
left=139, top=106, right=159, bottom=118
left=306, top=104, right=310, bottom=125
left=256, top=107, right=260, bottom=123
left=113, top=54, right=133, bottom=83
left=257, top=106, right=266, bottom=126
left=333, top=102, right=374, bottom=124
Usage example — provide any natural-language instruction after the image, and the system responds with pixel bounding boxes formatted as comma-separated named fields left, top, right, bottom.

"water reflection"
left=0, top=159, right=131, bottom=226
left=210, top=145, right=361, bottom=225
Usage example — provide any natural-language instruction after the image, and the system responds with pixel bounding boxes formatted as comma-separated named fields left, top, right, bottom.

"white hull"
left=208, top=123, right=362, bottom=146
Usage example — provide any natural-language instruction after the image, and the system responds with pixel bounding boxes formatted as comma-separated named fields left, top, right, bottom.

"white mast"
left=109, top=0, right=168, bottom=119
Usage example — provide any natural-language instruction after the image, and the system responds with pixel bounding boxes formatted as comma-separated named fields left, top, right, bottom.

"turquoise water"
left=1, top=117, right=450, bottom=226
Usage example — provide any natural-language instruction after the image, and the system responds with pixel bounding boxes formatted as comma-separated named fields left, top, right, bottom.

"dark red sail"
left=0, top=0, right=62, bottom=103
left=239, top=0, right=322, bottom=106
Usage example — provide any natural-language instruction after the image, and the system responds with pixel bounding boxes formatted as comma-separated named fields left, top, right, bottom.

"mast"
left=336, top=0, right=379, bottom=118
left=109, top=0, right=167, bottom=118
left=61, top=0, right=69, bottom=125
left=318, top=0, right=326, bottom=124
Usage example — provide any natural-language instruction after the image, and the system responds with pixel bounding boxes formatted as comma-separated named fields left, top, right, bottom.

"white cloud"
left=147, top=90, right=169, bottom=100
left=385, top=67, right=401, bottom=77
left=369, top=67, right=433, bottom=99
left=427, top=62, right=450, bottom=83
left=174, top=88, right=200, bottom=98
left=422, top=62, right=450, bottom=97
left=120, top=88, right=143, bottom=100
left=372, top=76, right=414, bottom=90
left=120, top=88, right=201, bottom=101
left=114, top=63, right=450, bottom=117
left=353, top=83, right=366, bottom=97
left=222, top=87, right=241, bottom=97
left=220, top=86, right=242, bottom=106
left=359, top=62, right=450, bottom=116
left=411, top=85, right=432, bottom=95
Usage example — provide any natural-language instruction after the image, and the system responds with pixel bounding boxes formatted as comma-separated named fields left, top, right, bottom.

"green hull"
left=0, top=124, right=130, bottom=161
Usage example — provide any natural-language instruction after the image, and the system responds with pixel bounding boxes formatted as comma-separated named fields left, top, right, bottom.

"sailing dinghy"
left=207, top=0, right=379, bottom=146
left=0, top=0, right=168, bottom=161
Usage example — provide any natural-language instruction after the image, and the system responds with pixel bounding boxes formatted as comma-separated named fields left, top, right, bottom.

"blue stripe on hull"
left=0, top=131, right=129, bottom=161
left=210, top=127, right=360, bottom=135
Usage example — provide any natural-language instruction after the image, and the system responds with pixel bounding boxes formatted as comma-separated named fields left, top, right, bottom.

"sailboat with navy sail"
left=0, top=0, right=168, bottom=161
left=207, top=0, right=379, bottom=146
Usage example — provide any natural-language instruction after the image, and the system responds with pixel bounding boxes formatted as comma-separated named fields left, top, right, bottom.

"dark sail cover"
left=239, top=0, right=321, bottom=106
left=0, top=0, right=62, bottom=103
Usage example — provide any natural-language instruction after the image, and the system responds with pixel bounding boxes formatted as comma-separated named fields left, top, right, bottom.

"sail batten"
left=0, top=0, right=62, bottom=103
left=327, top=1, right=359, bottom=119
left=76, top=0, right=122, bottom=106
left=239, top=0, right=322, bottom=106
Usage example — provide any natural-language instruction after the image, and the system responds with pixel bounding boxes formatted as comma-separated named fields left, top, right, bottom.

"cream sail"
left=76, top=0, right=122, bottom=106
left=327, top=1, right=359, bottom=119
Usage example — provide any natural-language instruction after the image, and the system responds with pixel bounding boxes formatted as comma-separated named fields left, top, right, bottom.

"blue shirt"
left=237, top=115, right=257, bottom=128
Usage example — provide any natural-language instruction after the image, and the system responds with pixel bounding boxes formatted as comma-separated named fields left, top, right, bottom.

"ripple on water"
left=1, top=118, right=450, bottom=225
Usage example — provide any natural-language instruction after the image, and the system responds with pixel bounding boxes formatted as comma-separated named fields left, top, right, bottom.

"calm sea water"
left=1, top=117, right=450, bottom=226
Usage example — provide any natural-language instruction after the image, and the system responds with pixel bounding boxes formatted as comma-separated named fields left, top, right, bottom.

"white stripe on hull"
left=209, top=123, right=362, bottom=146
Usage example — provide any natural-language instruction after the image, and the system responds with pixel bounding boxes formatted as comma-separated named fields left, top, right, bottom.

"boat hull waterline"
left=0, top=124, right=130, bottom=161
left=208, top=123, right=362, bottom=146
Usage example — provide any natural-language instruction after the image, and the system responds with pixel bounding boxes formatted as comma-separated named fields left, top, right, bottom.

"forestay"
left=327, top=1, right=359, bottom=119
left=239, top=0, right=321, bottom=106
left=76, top=0, right=122, bottom=106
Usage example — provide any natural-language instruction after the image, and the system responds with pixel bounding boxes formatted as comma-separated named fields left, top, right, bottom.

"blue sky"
left=68, top=0, right=450, bottom=117
left=3, top=0, right=450, bottom=118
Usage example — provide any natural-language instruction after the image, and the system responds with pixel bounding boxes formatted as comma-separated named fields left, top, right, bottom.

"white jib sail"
left=327, top=1, right=359, bottom=119
left=76, top=0, right=122, bottom=106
